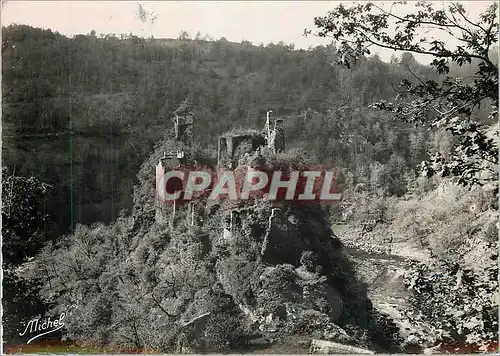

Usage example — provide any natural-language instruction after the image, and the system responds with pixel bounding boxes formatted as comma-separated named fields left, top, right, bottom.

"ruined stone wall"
left=273, top=119, right=285, bottom=153
left=155, top=160, right=168, bottom=224
left=155, top=153, right=185, bottom=224
left=173, top=113, right=194, bottom=147
left=232, top=136, right=254, bottom=161
left=266, top=118, right=285, bottom=153
left=218, top=136, right=230, bottom=167
left=218, top=134, right=267, bottom=168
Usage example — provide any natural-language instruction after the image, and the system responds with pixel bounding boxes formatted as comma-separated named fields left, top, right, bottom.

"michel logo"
left=19, top=312, right=65, bottom=344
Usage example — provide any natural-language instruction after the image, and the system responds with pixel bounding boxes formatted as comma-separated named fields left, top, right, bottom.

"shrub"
left=403, top=255, right=498, bottom=352
left=300, top=251, right=318, bottom=272
left=203, top=312, right=245, bottom=351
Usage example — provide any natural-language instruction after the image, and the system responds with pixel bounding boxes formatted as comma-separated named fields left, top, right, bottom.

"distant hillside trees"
left=310, top=1, right=498, bottom=188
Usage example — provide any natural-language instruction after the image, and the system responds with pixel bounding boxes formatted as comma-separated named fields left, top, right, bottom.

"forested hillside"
left=2, top=24, right=445, bottom=235
left=2, top=9, right=498, bottom=352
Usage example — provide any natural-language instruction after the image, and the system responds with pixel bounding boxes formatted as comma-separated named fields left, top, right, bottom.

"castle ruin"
left=156, top=107, right=286, bottom=226
left=217, top=110, right=285, bottom=168
left=155, top=101, right=194, bottom=225
left=172, top=98, right=194, bottom=147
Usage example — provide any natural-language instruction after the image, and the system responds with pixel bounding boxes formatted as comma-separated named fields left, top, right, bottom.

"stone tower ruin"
left=155, top=99, right=193, bottom=224
left=267, top=117, right=285, bottom=153
left=156, top=105, right=287, bottom=224
left=217, top=110, right=286, bottom=167
left=172, top=99, right=194, bottom=147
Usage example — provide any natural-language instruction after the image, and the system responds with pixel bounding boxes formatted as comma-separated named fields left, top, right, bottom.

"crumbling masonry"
left=217, top=111, right=285, bottom=168
left=155, top=105, right=193, bottom=225
left=156, top=108, right=286, bottom=229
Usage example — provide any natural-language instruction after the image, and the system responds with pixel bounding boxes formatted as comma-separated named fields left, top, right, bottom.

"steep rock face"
left=203, top=197, right=380, bottom=350
left=215, top=260, right=356, bottom=346
left=32, top=139, right=398, bottom=353
left=139, top=142, right=377, bottom=349
left=251, top=264, right=343, bottom=328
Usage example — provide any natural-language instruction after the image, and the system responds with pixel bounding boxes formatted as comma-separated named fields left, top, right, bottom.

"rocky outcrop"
left=131, top=110, right=400, bottom=352
left=230, top=263, right=350, bottom=343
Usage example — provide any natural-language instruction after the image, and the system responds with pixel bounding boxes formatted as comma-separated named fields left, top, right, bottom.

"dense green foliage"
left=26, top=145, right=395, bottom=352
left=306, top=1, right=498, bottom=350
left=3, top=24, right=437, bottom=235
left=2, top=169, right=52, bottom=343
left=310, top=1, right=498, bottom=188
left=403, top=257, right=498, bottom=352
left=2, top=168, right=52, bottom=267
left=3, top=2, right=497, bottom=351
left=340, top=179, right=498, bottom=351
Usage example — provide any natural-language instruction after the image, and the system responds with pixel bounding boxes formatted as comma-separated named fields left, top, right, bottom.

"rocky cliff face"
left=120, top=139, right=400, bottom=352
left=31, top=136, right=404, bottom=353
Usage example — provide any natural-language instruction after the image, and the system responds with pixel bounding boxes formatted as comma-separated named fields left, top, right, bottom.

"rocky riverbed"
left=333, top=224, right=436, bottom=351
